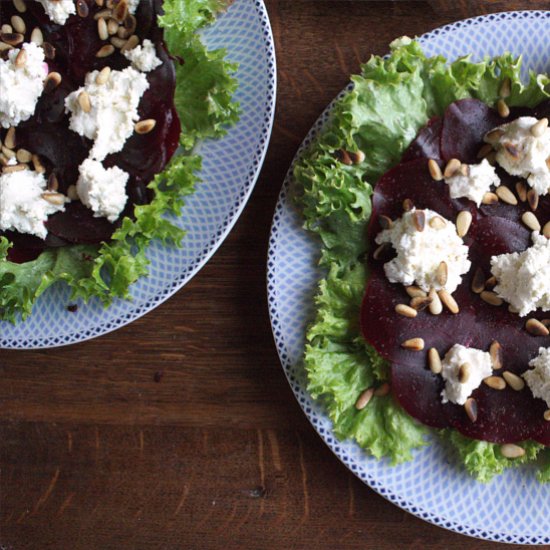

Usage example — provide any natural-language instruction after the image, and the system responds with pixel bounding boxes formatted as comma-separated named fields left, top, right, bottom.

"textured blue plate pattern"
left=267, top=11, right=549, bottom=544
left=1, top=0, right=276, bottom=349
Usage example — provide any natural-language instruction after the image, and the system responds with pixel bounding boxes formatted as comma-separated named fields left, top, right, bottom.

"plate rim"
left=266, top=10, right=550, bottom=545
left=1, top=0, right=277, bottom=350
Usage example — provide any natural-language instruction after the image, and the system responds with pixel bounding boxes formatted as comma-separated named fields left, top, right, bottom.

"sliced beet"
left=361, top=98, right=550, bottom=445
left=440, top=99, right=503, bottom=163
left=46, top=202, right=120, bottom=244
left=401, top=116, right=442, bottom=162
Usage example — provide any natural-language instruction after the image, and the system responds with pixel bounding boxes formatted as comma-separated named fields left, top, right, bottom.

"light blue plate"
left=267, top=11, right=549, bottom=545
left=1, top=0, right=276, bottom=349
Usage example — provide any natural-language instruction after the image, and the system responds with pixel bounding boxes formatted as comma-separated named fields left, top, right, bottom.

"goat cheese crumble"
left=65, top=67, right=149, bottom=161
left=375, top=208, right=471, bottom=293
left=490, top=232, right=550, bottom=317
left=37, top=0, right=76, bottom=25
left=0, top=169, right=67, bottom=239
left=0, top=42, right=48, bottom=129
left=123, top=39, right=162, bottom=72
left=77, top=159, right=129, bottom=222
left=440, top=344, right=493, bottom=405
left=523, top=347, right=550, bottom=408
left=444, top=159, right=500, bottom=206
left=485, top=116, right=550, bottom=196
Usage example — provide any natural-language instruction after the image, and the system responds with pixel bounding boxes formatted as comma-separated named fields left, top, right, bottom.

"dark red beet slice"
left=440, top=99, right=504, bottom=163
left=46, top=202, right=119, bottom=244
left=361, top=99, right=550, bottom=445
left=401, top=116, right=442, bottom=162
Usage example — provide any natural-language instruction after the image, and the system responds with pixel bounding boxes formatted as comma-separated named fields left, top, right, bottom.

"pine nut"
left=401, top=338, right=424, bottom=351
left=428, top=216, right=446, bottom=229
left=97, top=18, right=109, bottom=40
left=395, top=304, right=417, bottom=318
left=405, top=286, right=426, bottom=299
left=497, top=99, right=510, bottom=118
left=78, top=91, right=92, bottom=113
left=543, top=221, right=550, bottom=239
left=16, top=148, right=32, bottom=163
left=456, top=211, right=472, bottom=237
left=458, top=363, right=471, bottom=384
left=412, top=210, right=425, bottom=231
left=471, top=267, right=485, bottom=294
left=464, top=398, right=478, bottom=422
left=428, top=348, right=441, bottom=374
left=438, top=289, right=459, bottom=314
left=530, top=117, right=548, bottom=137
left=484, top=376, right=506, bottom=390
left=428, top=159, right=443, bottom=181
left=374, top=383, right=390, bottom=397
left=482, top=192, right=499, bottom=205
left=13, top=0, right=26, bottom=13
left=428, top=288, right=442, bottom=315
left=489, top=341, right=502, bottom=370
left=436, top=261, right=448, bottom=287
left=500, top=444, right=525, bottom=459
left=495, top=185, right=517, bottom=205
left=515, top=181, right=527, bottom=202
left=521, top=211, right=540, bottom=232
left=499, top=77, right=511, bottom=98
left=402, top=198, right=414, bottom=212
left=355, top=388, right=374, bottom=410
left=480, top=291, right=503, bottom=307
left=410, top=296, right=432, bottom=311
left=443, top=158, right=461, bottom=178
left=348, top=150, right=365, bottom=164
left=11, top=15, right=25, bottom=34
left=95, top=66, right=111, bottom=84
left=96, top=44, right=115, bottom=57
left=477, top=143, right=493, bottom=159
left=4, top=126, right=16, bottom=149
left=527, top=189, right=539, bottom=211
left=121, top=34, right=139, bottom=52
left=502, top=371, right=525, bottom=391
left=525, top=318, right=549, bottom=337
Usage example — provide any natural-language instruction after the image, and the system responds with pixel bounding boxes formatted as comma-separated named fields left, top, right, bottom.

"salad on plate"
left=0, top=0, right=238, bottom=322
left=294, top=37, right=550, bottom=481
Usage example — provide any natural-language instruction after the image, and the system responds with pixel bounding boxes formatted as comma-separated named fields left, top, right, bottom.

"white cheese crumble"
left=37, top=0, right=76, bottom=25
left=0, top=42, right=48, bottom=129
left=523, top=347, right=550, bottom=408
left=65, top=67, right=149, bottom=161
left=440, top=344, right=493, bottom=405
left=375, top=208, right=471, bottom=293
left=444, top=159, right=500, bottom=206
left=490, top=232, right=550, bottom=317
left=77, top=159, right=129, bottom=222
left=0, top=169, right=67, bottom=239
left=123, top=39, right=162, bottom=72
left=485, top=116, right=550, bottom=196
left=127, top=0, right=141, bottom=14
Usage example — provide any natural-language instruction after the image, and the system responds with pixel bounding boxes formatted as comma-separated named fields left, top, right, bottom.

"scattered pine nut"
left=428, top=159, right=443, bottom=181
left=443, top=158, right=461, bottom=178
left=464, top=398, right=478, bottom=422
left=402, top=198, right=414, bottom=212
left=405, top=286, right=427, bottom=299
left=44, top=71, right=62, bottom=92
left=15, top=148, right=32, bottom=163
left=410, top=296, right=432, bottom=311
left=435, top=261, right=448, bottom=287
left=428, top=288, right=442, bottom=315
left=495, top=185, right=517, bottom=205
left=121, top=34, right=139, bottom=52
left=395, top=304, right=417, bottom=318
left=438, top=289, right=459, bottom=314
left=477, top=143, right=493, bottom=159
left=348, top=150, right=365, bottom=164
left=544, top=410, right=550, bottom=422
left=374, top=383, right=390, bottom=397
left=530, top=117, right=548, bottom=137
left=428, top=216, right=446, bottom=229
left=4, top=126, right=16, bottom=149
left=458, top=363, right=471, bottom=384
left=500, top=444, right=525, bottom=459
left=96, top=44, right=115, bottom=57
left=525, top=318, right=549, bottom=337
left=355, top=388, right=374, bottom=410
left=97, top=18, right=109, bottom=40
left=499, top=77, right=511, bottom=98
left=480, top=290, right=503, bottom=307
left=521, top=211, right=541, bottom=232
left=484, top=376, right=506, bottom=390
left=482, top=192, right=499, bottom=205
left=11, top=15, right=25, bottom=34
left=412, top=210, right=425, bottom=232
left=78, top=91, right=92, bottom=113
left=401, top=338, right=424, bottom=351
left=543, top=221, right=550, bottom=239
left=456, top=211, right=472, bottom=237
left=30, top=26, right=43, bottom=45
left=497, top=98, right=510, bottom=118
left=428, top=348, right=441, bottom=374
left=13, top=0, right=26, bottom=13
left=527, top=188, right=539, bottom=211
left=489, top=341, right=503, bottom=370
left=502, top=371, right=525, bottom=391
left=471, top=267, right=485, bottom=294
left=515, top=181, right=527, bottom=202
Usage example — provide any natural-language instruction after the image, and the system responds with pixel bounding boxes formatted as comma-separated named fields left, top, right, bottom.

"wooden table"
left=2, top=1, right=549, bottom=548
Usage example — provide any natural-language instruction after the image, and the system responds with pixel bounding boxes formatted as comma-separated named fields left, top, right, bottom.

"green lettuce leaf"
left=0, top=0, right=239, bottom=323
left=446, top=431, right=544, bottom=483
left=295, top=38, right=549, bottom=477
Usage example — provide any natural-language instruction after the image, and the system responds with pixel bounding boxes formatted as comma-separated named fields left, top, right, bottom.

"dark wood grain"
left=2, top=2, right=549, bottom=549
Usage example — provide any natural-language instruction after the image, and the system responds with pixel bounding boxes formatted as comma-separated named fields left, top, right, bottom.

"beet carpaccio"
left=361, top=98, right=550, bottom=445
